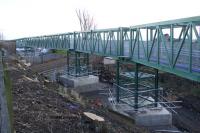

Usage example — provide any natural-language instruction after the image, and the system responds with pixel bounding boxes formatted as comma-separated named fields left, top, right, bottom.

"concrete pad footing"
left=59, top=74, right=99, bottom=88
left=134, top=107, right=172, bottom=126
left=111, top=103, right=172, bottom=127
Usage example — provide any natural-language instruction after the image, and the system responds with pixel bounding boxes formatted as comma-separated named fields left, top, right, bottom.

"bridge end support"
left=59, top=51, right=99, bottom=88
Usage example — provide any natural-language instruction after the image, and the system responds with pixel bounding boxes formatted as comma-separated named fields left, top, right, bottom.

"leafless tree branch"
left=76, top=9, right=97, bottom=31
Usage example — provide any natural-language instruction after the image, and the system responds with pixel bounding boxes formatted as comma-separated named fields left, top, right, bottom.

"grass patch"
left=52, top=49, right=67, bottom=55
left=3, top=63, right=13, bottom=133
left=191, top=88, right=200, bottom=97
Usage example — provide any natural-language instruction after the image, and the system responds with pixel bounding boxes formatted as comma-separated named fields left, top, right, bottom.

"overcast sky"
left=0, top=0, right=200, bottom=40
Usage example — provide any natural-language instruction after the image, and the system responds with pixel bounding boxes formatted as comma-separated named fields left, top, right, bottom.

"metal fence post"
left=116, top=60, right=120, bottom=103
left=134, top=63, right=139, bottom=110
left=154, top=69, right=159, bottom=107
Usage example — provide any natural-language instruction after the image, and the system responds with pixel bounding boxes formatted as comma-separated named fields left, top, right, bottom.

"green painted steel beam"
left=116, top=60, right=120, bottom=103
left=132, top=58, right=200, bottom=82
left=134, top=63, right=139, bottom=110
left=67, top=51, right=70, bottom=74
left=154, top=69, right=158, bottom=107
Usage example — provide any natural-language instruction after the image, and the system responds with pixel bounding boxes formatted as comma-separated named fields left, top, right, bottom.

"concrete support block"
left=135, top=108, right=172, bottom=126
left=110, top=100, right=172, bottom=127
left=59, top=74, right=99, bottom=88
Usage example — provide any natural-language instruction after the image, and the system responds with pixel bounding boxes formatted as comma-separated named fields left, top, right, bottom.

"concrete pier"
left=59, top=74, right=99, bottom=88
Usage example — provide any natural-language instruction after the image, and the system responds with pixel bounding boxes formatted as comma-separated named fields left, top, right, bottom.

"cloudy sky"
left=0, top=0, right=200, bottom=39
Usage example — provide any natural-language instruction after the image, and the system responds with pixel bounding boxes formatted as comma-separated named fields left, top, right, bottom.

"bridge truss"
left=16, top=16, right=200, bottom=110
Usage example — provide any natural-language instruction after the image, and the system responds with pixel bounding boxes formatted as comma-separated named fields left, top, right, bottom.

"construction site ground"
left=29, top=56, right=200, bottom=133
left=6, top=55, right=149, bottom=133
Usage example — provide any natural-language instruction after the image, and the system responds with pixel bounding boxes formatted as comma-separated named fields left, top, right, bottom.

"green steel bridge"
left=16, top=16, right=200, bottom=110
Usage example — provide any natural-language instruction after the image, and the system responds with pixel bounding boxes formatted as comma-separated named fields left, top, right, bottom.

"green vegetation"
left=52, top=49, right=67, bottom=55
left=191, top=87, right=200, bottom=97
left=3, top=63, right=13, bottom=133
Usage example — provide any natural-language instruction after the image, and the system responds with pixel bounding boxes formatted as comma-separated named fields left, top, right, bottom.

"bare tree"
left=76, top=9, right=97, bottom=31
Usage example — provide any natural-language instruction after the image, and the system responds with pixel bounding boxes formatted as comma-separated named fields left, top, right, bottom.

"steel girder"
left=16, top=16, right=200, bottom=82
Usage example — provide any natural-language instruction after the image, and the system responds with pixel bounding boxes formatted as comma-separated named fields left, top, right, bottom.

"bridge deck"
left=16, top=16, right=200, bottom=82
